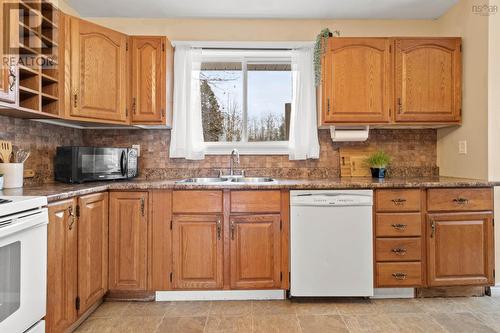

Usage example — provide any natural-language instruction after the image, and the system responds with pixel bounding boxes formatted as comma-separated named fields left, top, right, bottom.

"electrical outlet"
left=458, top=140, right=467, bottom=154
left=132, top=144, right=141, bottom=157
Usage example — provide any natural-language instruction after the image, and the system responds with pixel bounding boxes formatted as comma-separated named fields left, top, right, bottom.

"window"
left=200, top=49, right=292, bottom=153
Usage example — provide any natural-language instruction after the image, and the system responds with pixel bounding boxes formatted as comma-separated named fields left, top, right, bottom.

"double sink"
left=177, top=177, right=276, bottom=185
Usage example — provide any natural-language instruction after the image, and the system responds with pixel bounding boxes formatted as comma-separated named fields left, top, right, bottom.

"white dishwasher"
left=290, top=190, right=373, bottom=297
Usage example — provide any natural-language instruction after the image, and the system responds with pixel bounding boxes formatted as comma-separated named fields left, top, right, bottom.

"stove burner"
left=0, top=199, right=13, bottom=204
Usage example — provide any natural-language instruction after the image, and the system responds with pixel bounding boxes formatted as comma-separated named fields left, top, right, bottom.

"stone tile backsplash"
left=0, top=115, right=438, bottom=185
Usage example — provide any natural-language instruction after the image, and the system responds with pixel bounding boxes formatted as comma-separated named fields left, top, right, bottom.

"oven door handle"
left=120, top=150, right=127, bottom=176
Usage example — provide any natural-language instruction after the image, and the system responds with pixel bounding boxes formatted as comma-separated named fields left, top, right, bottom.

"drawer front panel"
left=376, top=262, right=422, bottom=287
left=173, top=191, right=223, bottom=213
left=427, top=188, right=493, bottom=212
left=376, top=238, right=421, bottom=262
left=376, top=189, right=421, bottom=212
left=376, top=213, right=421, bottom=237
left=230, top=191, right=281, bottom=213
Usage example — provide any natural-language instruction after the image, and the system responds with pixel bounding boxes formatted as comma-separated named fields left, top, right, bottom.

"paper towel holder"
left=330, top=125, right=370, bottom=142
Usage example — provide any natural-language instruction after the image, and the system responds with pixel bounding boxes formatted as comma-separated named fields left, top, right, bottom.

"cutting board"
left=340, top=147, right=374, bottom=177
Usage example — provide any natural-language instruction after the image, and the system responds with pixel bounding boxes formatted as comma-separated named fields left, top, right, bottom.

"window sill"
left=204, top=142, right=289, bottom=155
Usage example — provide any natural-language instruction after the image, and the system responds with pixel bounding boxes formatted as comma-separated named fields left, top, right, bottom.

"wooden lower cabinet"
left=171, top=214, right=223, bottom=289
left=47, top=193, right=109, bottom=333
left=230, top=214, right=282, bottom=289
left=77, top=192, right=109, bottom=315
left=109, top=191, right=148, bottom=291
left=47, top=199, right=78, bottom=333
left=427, top=212, right=494, bottom=286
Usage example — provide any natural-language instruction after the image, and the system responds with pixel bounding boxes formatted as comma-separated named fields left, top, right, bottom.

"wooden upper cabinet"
left=230, top=214, right=281, bottom=289
left=46, top=198, right=78, bottom=333
left=77, top=192, right=108, bottom=315
left=130, top=36, right=167, bottom=124
left=109, top=192, right=148, bottom=291
left=172, top=214, right=224, bottom=289
left=395, top=38, right=462, bottom=123
left=0, top=0, right=16, bottom=104
left=427, top=212, right=494, bottom=286
left=322, top=38, right=392, bottom=124
left=70, top=18, right=128, bottom=123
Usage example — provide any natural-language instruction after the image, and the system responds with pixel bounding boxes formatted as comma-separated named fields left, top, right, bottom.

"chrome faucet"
left=230, top=149, right=240, bottom=176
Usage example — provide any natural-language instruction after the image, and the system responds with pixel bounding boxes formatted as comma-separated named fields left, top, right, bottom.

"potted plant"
left=366, top=151, right=391, bottom=179
left=313, top=28, right=340, bottom=86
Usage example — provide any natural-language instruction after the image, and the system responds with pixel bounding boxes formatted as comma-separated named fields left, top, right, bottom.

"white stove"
left=0, top=196, right=47, bottom=218
left=0, top=196, right=48, bottom=333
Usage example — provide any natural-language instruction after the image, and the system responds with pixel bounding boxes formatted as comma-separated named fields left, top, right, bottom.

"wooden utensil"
left=0, top=141, right=12, bottom=163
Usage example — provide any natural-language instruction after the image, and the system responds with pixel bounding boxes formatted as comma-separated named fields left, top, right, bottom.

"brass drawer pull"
left=391, top=198, right=407, bottom=206
left=230, top=221, right=236, bottom=240
left=391, top=248, right=407, bottom=256
left=392, top=272, right=407, bottom=280
left=391, top=223, right=407, bottom=231
left=430, top=218, right=436, bottom=238
left=453, top=197, right=469, bottom=205
left=216, top=219, right=222, bottom=240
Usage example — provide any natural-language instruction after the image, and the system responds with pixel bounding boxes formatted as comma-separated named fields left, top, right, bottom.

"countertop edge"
left=7, top=177, right=497, bottom=203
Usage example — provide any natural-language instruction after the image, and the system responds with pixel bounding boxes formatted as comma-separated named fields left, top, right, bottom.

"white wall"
left=436, top=0, right=490, bottom=180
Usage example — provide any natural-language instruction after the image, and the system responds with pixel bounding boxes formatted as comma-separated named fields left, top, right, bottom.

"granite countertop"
left=1, top=176, right=497, bottom=203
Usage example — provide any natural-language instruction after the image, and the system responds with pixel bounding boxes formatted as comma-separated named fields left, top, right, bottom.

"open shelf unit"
left=17, top=0, right=60, bottom=115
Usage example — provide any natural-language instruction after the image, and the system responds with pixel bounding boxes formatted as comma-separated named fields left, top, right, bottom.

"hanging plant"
left=314, top=28, right=340, bottom=86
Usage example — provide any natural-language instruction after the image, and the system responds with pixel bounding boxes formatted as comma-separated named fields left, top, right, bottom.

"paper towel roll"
left=330, top=126, right=370, bottom=142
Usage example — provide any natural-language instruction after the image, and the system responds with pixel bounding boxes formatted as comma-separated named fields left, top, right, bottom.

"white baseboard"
left=371, top=288, right=415, bottom=299
left=490, top=284, right=500, bottom=297
left=155, top=290, right=286, bottom=301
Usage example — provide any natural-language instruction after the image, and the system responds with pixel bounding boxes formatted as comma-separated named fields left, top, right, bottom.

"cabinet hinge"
left=280, top=220, right=282, bottom=230
left=389, top=44, right=392, bottom=53
left=493, top=218, right=495, bottom=227
left=75, top=205, right=80, bottom=218
left=280, top=272, right=283, bottom=281
left=170, top=220, right=173, bottom=230
left=169, top=272, right=173, bottom=283
left=126, top=42, right=129, bottom=51
left=289, top=272, right=291, bottom=282
left=75, top=296, right=80, bottom=311
left=126, top=108, right=129, bottom=117
left=460, top=44, right=462, bottom=52
left=162, top=43, right=165, bottom=52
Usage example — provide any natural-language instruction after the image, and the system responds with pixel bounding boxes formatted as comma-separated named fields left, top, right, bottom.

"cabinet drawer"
left=230, top=191, right=281, bottom=213
left=376, top=238, right=421, bottom=262
left=376, top=213, right=421, bottom=237
left=173, top=191, right=223, bottom=213
left=376, top=262, right=422, bottom=287
left=375, top=189, right=421, bottom=212
left=427, top=188, right=493, bottom=212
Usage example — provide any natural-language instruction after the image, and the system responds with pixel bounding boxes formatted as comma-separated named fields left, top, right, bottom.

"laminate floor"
left=75, top=296, right=500, bottom=332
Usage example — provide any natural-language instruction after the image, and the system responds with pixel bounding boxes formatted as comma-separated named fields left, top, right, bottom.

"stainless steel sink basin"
left=231, top=177, right=275, bottom=183
left=177, top=177, right=229, bottom=184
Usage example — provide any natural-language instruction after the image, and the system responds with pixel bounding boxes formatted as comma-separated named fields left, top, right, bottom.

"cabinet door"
left=109, top=192, right=148, bottom=291
left=70, top=18, right=128, bottom=123
left=395, top=38, right=461, bottom=123
left=172, top=214, right=223, bottom=289
left=428, top=212, right=494, bottom=286
left=130, top=36, right=166, bottom=124
left=0, top=0, right=16, bottom=104
left=230, top=214, right=281, bottom=289
left=77, top=192, right=108, bottom=315
left=46, top=199, right=78, bottom=333
left=322, top=38, right=392, bottom=124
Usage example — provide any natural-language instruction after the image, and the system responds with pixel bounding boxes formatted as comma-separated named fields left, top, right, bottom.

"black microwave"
left=55, top=147, right=138, bottom=183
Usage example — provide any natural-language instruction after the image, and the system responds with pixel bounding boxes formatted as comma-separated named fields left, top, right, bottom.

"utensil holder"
left=0, top=163, right=24, bottom=188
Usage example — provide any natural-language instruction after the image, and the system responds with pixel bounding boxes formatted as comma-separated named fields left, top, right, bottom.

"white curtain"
left=288, top=46, right=320, bottom=160
left=169, top=46, right=205, bottom=160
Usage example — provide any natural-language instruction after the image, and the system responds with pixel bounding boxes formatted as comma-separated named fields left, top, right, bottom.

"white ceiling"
left=67, top=0, right=458, bottom=19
